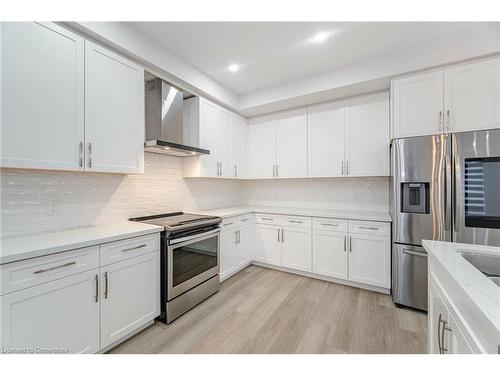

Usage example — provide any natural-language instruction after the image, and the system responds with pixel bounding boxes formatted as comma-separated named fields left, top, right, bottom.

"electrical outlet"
left=47, top=200, right=59, bottom=216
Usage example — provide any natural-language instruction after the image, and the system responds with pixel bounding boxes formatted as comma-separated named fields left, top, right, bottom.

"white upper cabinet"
left=392, top=56, right=500, bottom=138
left=1, top=22, right=85, bottom=171
left=247, top=114, right=276, bottom=178
left=346, top=93, right=390, bottom=177
left=392, top=71, right=444, bottom=138
left=308, top=101, right=345, bottom=177
left=231, top=113, right=247, bottom=178
left=444, top=57, right=500, bottom=133
left=216, top=108, right=233, bottom=177
left=276, top=108, right=308, bottom=178
left=1, top=22, right=145, bottom=174
left=183, top=97, right=241, bottom=178
left=84, top=41, right=144, bottom=174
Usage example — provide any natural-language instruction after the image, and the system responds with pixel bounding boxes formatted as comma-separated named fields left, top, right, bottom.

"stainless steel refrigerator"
left=391, top=129, right=500, bottom=310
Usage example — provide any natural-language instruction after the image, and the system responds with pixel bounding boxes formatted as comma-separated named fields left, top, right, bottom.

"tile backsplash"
left=0, top=153, right=243, bottom=237
left=243, top=177, right=389, bottom=211
left=1, top=153, right=389, bottom=238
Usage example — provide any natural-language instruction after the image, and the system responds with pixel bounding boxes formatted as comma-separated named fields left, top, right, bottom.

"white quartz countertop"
left=194, top=205, right=392, bottom=222
left=0, top=221, right=164, bottom=265
left=423, top=240, right=500, bottom=337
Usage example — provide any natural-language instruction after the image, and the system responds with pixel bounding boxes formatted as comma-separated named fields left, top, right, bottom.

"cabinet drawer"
left=255, top=213, right=282, bottom=225
left=237, top=214, right=252, bottom=226
left=100, top=234, right=160, bottom=266
left=349, top=220, right=390, bottom=236
left=282, top=216, right=311, bottom=228
left=221, top=217, right=238, bottom=231
left=313, top=218, right=348, bottom=232
left=1, top=246, right=99, bottom=295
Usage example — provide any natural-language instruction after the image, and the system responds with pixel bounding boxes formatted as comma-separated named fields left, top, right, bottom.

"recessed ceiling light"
left=228, top=64, right=240, bottom=72
left=310, top=32, right=330, bottom=44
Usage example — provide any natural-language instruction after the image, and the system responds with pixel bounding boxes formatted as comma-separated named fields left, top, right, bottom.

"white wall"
left=0, top=153, right=243, bottom=237
left=243, top=177, right=389, bottom=211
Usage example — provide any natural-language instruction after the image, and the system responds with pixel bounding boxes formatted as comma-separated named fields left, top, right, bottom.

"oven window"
left=172, top=235, right=218, bottom=287
left=464, top=157, right=500, bottom=229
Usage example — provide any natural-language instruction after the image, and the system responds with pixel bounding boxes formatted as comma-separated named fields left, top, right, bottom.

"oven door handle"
left=169, top=228, right=220, bottom=247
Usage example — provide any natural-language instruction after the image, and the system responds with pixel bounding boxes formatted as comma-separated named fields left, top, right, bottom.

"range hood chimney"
left=144, top=79, right=209, bottom=157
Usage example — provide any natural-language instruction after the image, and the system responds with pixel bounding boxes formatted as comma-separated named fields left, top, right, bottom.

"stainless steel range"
left=130, top=212, right=222, bottom=323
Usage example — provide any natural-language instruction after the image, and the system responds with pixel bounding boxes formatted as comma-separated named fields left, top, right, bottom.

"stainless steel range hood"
left=144, top=79, right=209, bottom=157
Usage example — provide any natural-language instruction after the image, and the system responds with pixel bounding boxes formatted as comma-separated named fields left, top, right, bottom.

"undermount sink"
left=459, top=251, right=500, bottom=287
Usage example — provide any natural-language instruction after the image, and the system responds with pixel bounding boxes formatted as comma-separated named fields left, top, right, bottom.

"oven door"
left=454, top=130, right=500, bottom=246
left=167, top=228, right=220, bottom=300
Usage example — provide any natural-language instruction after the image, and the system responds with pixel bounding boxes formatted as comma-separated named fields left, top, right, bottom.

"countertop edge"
left=0, top=224, right=164, bottom=265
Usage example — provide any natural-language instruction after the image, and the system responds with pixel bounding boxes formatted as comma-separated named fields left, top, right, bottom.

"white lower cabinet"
left=0, top=269, right=100, bottom=354
left=348, top=233, right=390, bottom=289
left=281, top=227, right=312, bottom=272
left=236, top=224, right=253, bottom=267
left=312, top=230, right=348, bottom=280
left=428, top=277, right=476, bottom=354
left=255, top=223, right=282, bottom=266
left=220, top=229, right=238, bottom=279
left=100, top=251, right=160, bottom=349
left=220, top=217, right=254, bottom=281
left=0, top=233, right=160, bottom=354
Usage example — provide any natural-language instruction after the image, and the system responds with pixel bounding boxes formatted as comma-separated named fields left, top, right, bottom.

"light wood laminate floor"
left=110, top=265, right=428, bottom=354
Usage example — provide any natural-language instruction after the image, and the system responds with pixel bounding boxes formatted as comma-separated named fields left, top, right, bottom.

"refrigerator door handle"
left=453, top=152, right=460, bottom=234
left=444, top=135, right=452, bottom=235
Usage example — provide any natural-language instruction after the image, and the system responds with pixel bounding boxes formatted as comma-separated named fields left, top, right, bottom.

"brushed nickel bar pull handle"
left=261, top=217, right=274, bottom=221
left=121, top=244, right=146, bottom=253
left=288, top=220, right=303, bottom=223
left=281, top=228, right=284, bottom=242
left=87, top=142, right=92, bottom=168
left=343, top=235, right=346, bottom=252
left=79, top=141, right=84, bottom=168
left=104, top=271, right=109, bottom=299
left=95, top=274, right=99, bottom=303
left=437, top=314, right=443, bottom=354
left=276, top=165, right=279, bottom=178
left=349, top=236, right=352, bottom=252
left=341, top=160, right=344, bottom=176
left=235, top=230, right=238, bottom=244
left=34, top=261, right=76, bottom=274
left=223, top=222, right=235, bottom=226
left=238, top=230, right=240, bottom=244
left=446, top=110, right=450, bottom=125
left=346, top=160, right=349, bottom=175
left=273, top=165, right=276, bottom=178
left=278, top=228, right=280, bottom=242
left=321, top=223, right=338, bottom=227
left=359, top=226, right=379, bottom=231
left=241, top=218, right=249, bottom=222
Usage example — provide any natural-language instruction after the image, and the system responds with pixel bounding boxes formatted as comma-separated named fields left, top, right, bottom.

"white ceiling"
left=130, top=22, right=496, bottom=95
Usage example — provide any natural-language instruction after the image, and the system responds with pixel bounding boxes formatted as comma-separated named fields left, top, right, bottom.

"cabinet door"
left=448, top=313, right=474, bottom=354
left=444, top=58, right=500, bottom=133
left=276, top=108, right=308, bottom=178
left=281, top=226, right=312, bottom=272
left=348, top=234, right=390, bottom=288
left=346, top=93, right=390, bottom=176
left=216, top=108, right=233, bottom=177
left=247, top=115, right=276, bottom=178
left=312, top=230, right=348, bottom=280
left=428, top=278, right=450, bottom=354
left=255, top=224, right=281, bottom=266
left=1, top=22, right=84, bottom=171
left=237, top=225, right=254, bottom=267
left=100, top=251, right=160, bottom=349
left=392, top=71, right=444, bottom=138
left=220, top=229, right=238, bottom=280
left=198, top=99, right=219, bottom=177
left=0, top=270, right=99, bottom=354
left=85, top=40, right=144, bottom=174
left=308, top=101, right=346, bottom=177
left=231, top=114, right=247, bottom=178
